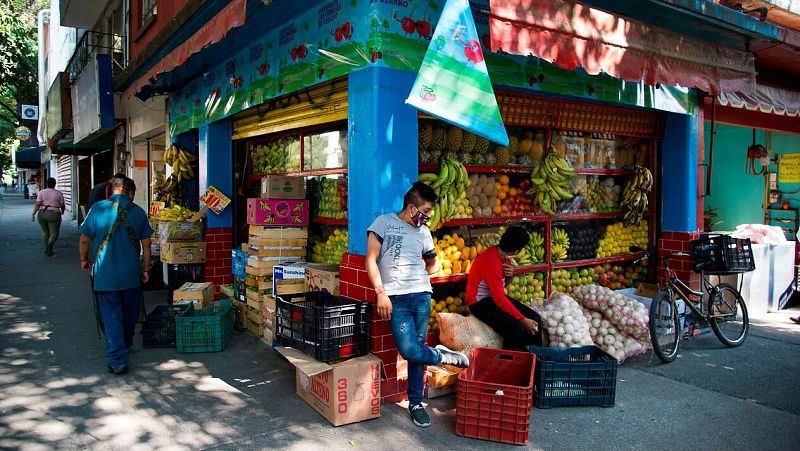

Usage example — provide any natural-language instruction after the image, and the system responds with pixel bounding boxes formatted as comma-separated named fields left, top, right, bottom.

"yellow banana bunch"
left=551, top=242, right=568, bottom=262
left=528, top=150, right=575, bottom=214
left=621, top=165, right=653, bottom=225
left=155, top=205, right=196, bottom=221
left=165, top=145, right=197, bottom=182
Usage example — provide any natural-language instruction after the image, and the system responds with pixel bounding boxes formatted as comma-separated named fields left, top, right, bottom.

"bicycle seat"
left=659, top=251, right=690, bottom=260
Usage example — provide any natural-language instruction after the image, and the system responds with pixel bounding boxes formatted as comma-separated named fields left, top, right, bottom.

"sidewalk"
left=1, top=195, right=799, bottom=450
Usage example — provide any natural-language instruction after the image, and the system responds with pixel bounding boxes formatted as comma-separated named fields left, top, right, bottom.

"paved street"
left=1, top=194, right=799, bottom=451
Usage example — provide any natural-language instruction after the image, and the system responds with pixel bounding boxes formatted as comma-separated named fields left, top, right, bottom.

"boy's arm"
left=365, top=232, right=392, bottom=320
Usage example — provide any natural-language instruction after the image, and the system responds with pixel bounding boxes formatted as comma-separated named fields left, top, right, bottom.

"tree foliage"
left=0, top=0, right=47, bottom=176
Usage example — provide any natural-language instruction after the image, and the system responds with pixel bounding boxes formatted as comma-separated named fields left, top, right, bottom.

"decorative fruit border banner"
left=168, top=0, right=696, bottom=137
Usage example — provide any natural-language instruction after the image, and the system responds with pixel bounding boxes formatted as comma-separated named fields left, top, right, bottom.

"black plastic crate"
left=689, top=235, right=755, bottom=275
left=233, top=276, right=247, bottom=302
left=275, top=291, right=369, bottom=362
left=142, top=304, right=191, bottom=348
left=527, top=345, right=617, bottom=408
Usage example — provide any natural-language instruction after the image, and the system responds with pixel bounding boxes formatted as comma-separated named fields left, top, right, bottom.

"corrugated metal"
left=232, top=80, right=348, bottom=140
left=56, top=155, right=72, bottom=213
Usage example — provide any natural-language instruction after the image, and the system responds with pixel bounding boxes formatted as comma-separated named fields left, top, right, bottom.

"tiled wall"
left=204, top=227, right=233, bottom=298
left=657, top=231, right=701, bottom=290
left=340, top=252, right=439, bottom=404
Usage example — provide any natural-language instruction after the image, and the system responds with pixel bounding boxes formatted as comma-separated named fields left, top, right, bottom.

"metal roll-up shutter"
left=232, top=78, right=348, bottom=140
left=56, top=155, right=72, bottom=213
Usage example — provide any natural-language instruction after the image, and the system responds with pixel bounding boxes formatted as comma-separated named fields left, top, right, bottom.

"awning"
left=124, top=0, right=246, bottom=99
left=488, top=0, right=757, bottom=95
left=14, top=146, right=45, bottom=169
left=718, top=84, right=800, bottom=117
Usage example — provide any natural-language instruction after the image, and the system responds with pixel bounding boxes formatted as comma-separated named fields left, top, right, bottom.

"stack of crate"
left=244, top=226, right=308, bottom=340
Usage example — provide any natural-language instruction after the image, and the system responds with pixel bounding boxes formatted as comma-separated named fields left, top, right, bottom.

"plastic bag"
left=437, top=313, right=503, bottom=355
left=572, top=284, right=650, bottom=341
left=539, top=291, right=594, bottom=348
left=581, top=307, right=647, bottom=363
left=731, top=224, right=786, bottom=245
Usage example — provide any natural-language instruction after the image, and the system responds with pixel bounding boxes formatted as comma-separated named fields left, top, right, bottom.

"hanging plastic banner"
left=405, top=0, right=508, bottom=147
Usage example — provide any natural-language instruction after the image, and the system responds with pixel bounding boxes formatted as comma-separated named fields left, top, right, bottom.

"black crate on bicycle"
left=527, top=345, right=617, bottom=408
left=142, top=304, right=192, bottom=348
left=275, top=291, right=369, bottom=362
left=689, top=235, right=755, bottom=274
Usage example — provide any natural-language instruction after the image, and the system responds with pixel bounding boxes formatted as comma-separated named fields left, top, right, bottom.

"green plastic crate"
left=175, top=299, right=234, bottom=353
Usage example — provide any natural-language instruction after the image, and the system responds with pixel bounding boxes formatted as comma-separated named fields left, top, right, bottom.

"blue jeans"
left=390, top=292, right=442, bottom=405
left=96, top=288, right=141, bottom=369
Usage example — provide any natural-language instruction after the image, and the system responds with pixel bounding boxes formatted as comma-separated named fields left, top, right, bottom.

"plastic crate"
left=232, top=249, right=248, bottom=277
left=234, top=276, right=247, bottom=302
left=689, top=235, right=755, bottom=275
left=142, top=304, right=191, bottom=348
left=527, top=345, right=617, bottom=409
left=275, top=291, right=368, bottom=362
left=175, top=300, right=234, bottom=353
left=455, top=348, right=535, bottom=446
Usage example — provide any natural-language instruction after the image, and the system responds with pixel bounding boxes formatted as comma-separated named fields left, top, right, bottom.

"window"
left=141, top=0, right=157, bottom=28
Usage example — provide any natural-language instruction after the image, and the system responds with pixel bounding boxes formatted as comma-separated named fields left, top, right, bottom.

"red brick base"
left=657, top=231, right=701, bottom=291
left=340, top=252, right=439, bottom=404
left=204, top=227, right=233, bottom=298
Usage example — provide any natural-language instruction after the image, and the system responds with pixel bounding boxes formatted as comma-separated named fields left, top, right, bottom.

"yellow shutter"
left=232, top=78, right=348, bottom=140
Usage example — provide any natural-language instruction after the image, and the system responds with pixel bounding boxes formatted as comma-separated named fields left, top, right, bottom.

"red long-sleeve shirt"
left=466, top=245, right=524, bottom=320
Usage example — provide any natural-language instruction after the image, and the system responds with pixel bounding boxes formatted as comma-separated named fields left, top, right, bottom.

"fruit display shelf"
left=574, top=168, right=636, bottom=176
left=248, top=167, right=347, bottom=181
left=442, top=215, right=548, bottom=227
left=552, top=212, right=625, bottom=221
left=552, top=252, right=646, bottom=269
left=312, top=217, right=347, bottom=225
left=429, top=264, right=547, bottom=285
left=419, top=164, right=636, bottom=176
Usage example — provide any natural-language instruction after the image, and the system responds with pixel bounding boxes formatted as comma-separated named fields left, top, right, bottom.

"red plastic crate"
left=455, top=348, right=536, bottom=446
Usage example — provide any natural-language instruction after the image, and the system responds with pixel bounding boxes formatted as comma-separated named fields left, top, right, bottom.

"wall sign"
left=14, top=126, right=31, bottom=141
left=71, top=54, right=114, bottom=143
left=779, top=153, right=800, bottom=183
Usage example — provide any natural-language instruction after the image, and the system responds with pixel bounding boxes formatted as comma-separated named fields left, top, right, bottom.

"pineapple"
left=473, top=153, right=487, bottom=165
left=419, top=121, right=433, bottom=151
left=486, top=153, right=497, bottom=165
left=461, top=131, right=477, bottom=154
left=445, top=126, right=463, bottom=152
left=420, top=150, right=432, bottom=163
left=430, top=127, right=445, bottom=152
left=474, top=136, right=490, bottom=155
left=496, top=146, right=510, bottom=165
left=508, top=136, right=519, bottom=155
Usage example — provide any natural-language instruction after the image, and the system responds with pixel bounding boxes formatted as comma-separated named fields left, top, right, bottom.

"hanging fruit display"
left=621, top=165, right=653, bottom=225
left=418, top=158, right=470, bottom=230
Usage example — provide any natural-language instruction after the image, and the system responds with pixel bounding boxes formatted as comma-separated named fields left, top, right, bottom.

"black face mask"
left=410, top=205, right=430, bottom=228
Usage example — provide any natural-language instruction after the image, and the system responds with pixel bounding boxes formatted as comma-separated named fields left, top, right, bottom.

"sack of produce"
left=572, top=284, right=650, bottom=341
left=540, top=291, right=594, bottom=348
left=582, top=307, right=647, bottom=362
left=437, top=313, right=503, bottom=354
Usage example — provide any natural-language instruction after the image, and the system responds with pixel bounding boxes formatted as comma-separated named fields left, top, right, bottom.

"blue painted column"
left=198, top=118, right=233, bottom=228
left=347, top=67, right=419, bottom=255
left=660, top=110, right=699, bottom=233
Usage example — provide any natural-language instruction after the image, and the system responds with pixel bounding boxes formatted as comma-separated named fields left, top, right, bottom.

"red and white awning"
left=489, top=0, right=757, bottom=95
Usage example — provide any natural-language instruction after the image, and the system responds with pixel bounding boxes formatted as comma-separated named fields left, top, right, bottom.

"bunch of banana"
left=417, top=158, right=470, bottom=231
left=621, top=165, right=653, bottom=225
left=154, top=173, right=189, bottom=208
left=510, top=247, right=534, bottom=266
left=551, top=227, right=570, bottom=262
left=164, top=145, right=197, bottom=182
left=155, top=205, right=196, bottom=222
left=527, top=150, right=575, bottom=214
left=526, top=230, right=545, bottom=263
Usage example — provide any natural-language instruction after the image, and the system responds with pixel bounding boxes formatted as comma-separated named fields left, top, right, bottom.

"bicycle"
left=632, top=241, right=752, bottom=363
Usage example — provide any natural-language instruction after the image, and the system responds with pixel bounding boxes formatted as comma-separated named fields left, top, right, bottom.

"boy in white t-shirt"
left=365, top=182, right=469, bottom=428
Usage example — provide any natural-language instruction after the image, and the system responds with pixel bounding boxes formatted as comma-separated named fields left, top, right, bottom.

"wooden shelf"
left=312, top=217, right=347, bottom=225
left=430, top=273, right=468, bottom=284
left=512, top=264, right=549, bottom=274
left=248, top=167, right=347, bottom=181
left=442, top=215, right=548, bottom=227
left=552, top=253, right=645, bottom=269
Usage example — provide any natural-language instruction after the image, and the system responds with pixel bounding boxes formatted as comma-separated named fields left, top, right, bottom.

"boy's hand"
left=377, top=293, right=392, bottom=320
left=503, top=263, right=514, bottom=277
left=520, top=318, right=538, bottom=335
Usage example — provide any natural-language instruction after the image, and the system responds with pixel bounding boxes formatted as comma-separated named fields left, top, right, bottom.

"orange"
left=499, top=175, right=510, bottom=184
left=509, top=187, right=518, bottom=196
left=492, top=205, right=502, bottom=215
left=498, top=191, right=507, bottom=200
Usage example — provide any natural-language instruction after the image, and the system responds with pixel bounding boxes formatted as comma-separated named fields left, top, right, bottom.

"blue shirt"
left=80, top=194, right=154, bottom=291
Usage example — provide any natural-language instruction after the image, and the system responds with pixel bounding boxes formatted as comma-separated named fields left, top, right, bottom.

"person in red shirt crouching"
left=466, top=226, right=543, bottom=351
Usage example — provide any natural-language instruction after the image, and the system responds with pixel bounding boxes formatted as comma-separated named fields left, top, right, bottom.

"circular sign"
left=14, top=126, right=31, bottom=141
left=21, top=106, right=37, bottom=119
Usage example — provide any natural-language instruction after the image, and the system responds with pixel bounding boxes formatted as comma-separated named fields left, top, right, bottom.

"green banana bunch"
left=621, top=165, right=653, bottom=225
left=421, top=158, right=470, bottom=231
left=525, top=230, right=545, bottom=264
left=528, top=150, right=575, bottom=214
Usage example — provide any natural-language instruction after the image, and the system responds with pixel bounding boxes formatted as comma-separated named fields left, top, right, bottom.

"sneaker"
left=435, top=344, right=470, bottom=368
left=106, top=364, right=128, bottom=375
left=408, top=403, right=431, bottom=428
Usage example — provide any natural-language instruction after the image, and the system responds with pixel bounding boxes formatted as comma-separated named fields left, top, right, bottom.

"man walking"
left=31, top=177, right=66, bottom=256
left=79, top=175, right=153, bottom=375
left=365, top=182, right=470, bottom=428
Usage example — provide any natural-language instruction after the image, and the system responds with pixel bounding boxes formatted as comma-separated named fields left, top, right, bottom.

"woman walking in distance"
left=31, top=177, right=65, bottom=256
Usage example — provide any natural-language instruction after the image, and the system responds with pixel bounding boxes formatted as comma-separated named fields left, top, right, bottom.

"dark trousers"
left=469, top=297, right=543, bottom=351
left=96, top=288, right=141, bottom=369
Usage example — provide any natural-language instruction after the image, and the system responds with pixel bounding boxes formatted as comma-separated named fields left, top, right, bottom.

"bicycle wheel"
left=649, top=290, right=681, bottom=363
left=708, top=283, right=749, bottom=347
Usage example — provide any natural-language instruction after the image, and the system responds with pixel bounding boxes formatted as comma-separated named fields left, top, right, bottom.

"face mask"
left=411, top=205, right=430, bottom=228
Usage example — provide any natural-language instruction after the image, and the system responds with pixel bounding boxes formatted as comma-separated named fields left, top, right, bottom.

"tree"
left=0, top=1, right=48, bottom=180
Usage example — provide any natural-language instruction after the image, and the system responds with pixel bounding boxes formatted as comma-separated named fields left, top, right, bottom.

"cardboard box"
left=161, top=242, right=207, bottom=264
left=305, top=264, right=340, bottom=296
left=243, top=242, right=307, bottom=258
left=158, top=220, right=203, bottom=242
left=277, top=347, right=382, bottom=426
left=247, top=198, right=309, bottom=226
left=173, top=282, right=214, bottom=308
left=273, top=262, right=315, bottom=296
left=260, top=175, right=306, bottom=199
left=248, top=226, right=308, bottom=240
left=426, top=365, right=462, bottom=389
left=636, top=282, right=659, bottom=299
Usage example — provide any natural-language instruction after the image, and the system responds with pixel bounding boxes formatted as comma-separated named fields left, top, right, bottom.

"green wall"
left=702, top=123, right=800, bottom=234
